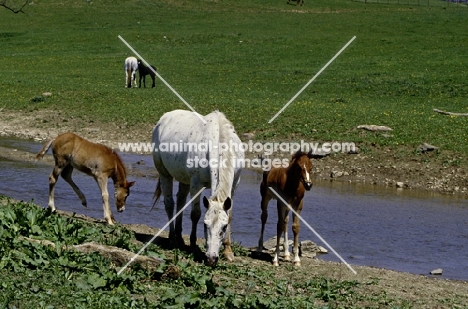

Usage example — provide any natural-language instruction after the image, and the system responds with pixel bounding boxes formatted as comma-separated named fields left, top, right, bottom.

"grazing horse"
left=36, top=132, right=135, bottom=225
left=287, top=0, right=304, bottom=5
left=257, top=150, right=314, bottom=266
left=124, top=56, right=139, bottom=88
left=137, top=60, right=156, bottom=88
left=152, top=109, right=243, bottom=266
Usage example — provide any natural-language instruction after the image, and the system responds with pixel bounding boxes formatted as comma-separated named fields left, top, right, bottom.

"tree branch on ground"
left=433, top=108, right=468, bottom=117
left=20, top=236, right=164, bottom=270
left=0, top=0, right=29, bottom=14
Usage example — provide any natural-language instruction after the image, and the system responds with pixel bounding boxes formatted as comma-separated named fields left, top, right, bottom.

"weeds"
left=0, top=196, right=415, bottom=308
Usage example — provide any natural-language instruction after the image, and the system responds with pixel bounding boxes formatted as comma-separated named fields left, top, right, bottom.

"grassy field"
left=1, top=0, right=467, bottom=156
left=3, top=196, right=468, bottom=308
left=1, top=2, right=468, bottom=307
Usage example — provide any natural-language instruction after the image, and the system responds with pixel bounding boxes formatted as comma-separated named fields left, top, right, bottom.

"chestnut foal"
left=37, top=132, right=134, bottom=224
left=257, top=151, right=314, bottom=266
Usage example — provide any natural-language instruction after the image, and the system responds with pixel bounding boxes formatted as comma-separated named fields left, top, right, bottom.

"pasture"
left=1, top=0, right=468, bottom=307
left=1, top=0, right=467, bottom=156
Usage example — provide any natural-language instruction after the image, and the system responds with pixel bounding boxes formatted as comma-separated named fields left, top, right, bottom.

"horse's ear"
left=203, top=196, right=209, bottom=209
left=127, top=181, right=135, bottom=188
left=307, top=149, right=314, bottom=159
left=223, top=197, right=232, bottom=211
left=291, top=150, right=301, bottom=161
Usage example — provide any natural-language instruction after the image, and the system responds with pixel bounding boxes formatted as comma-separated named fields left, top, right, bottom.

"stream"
left=1, top=137, right=467, bottom=280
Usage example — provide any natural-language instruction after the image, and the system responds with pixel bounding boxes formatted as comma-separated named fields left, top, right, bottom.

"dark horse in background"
left=138, top=60, right=157, bottom=88
left=288, top=0, right=304, bottom=5
left=257, top=150, right=314, bottom=266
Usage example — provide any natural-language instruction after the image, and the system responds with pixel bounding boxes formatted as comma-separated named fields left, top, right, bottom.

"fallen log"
left=20, top=237, right=163, bottom=270
left=357, top=125, right=392, bottom=132
left=433, top=108, right=468, bottom=117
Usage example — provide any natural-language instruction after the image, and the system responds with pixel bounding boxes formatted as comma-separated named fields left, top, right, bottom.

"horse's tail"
left=151, top=178, right=162, bottom=211
left=126, top=67, right=132, bottom=88
left=36, top=139, right=54, bottom=160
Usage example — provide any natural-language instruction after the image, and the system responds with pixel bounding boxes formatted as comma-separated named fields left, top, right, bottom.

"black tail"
left=151, top=179, right=161, bottom=211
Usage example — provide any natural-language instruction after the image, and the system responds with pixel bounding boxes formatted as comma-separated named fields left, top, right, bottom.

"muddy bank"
left=1, top=109, right=466, bottom=196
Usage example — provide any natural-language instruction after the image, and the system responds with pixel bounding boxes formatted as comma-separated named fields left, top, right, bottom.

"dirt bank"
left=1, top=108, right=467, bottom=196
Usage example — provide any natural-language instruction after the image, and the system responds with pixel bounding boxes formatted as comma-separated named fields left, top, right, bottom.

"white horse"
left=152, top=109, right=243, bottom=266
left=124, top=56, right=138, bottom=88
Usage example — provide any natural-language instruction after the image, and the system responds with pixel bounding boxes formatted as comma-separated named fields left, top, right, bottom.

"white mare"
left=124, top=56, right=138, bottom=88
left=152, top=109, right=244, bottom=266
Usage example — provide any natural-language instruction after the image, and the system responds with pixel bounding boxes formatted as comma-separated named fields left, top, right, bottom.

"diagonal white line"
left=118, top=35, right=206, bottom=124
left=117, top=186, right=206, bottom=275
left=268, top=187, right=357, bottom=274
left=268, top=36, right=356, bottom=123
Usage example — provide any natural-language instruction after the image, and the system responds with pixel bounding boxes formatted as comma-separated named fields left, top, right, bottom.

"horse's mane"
left=211, top=111, right=235, bottom=203
left=290, top=151, right=306, bottom=165
left=109, top=147, right=127, bottom=185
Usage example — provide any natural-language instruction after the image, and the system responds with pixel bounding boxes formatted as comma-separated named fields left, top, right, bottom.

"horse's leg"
left=175, top=182, right=190, bottom=247
left=48, top=165, right=63, bottom=212
left=132, top=71, right=137, bottom=88
left=189, top=198, right=201, bottom=249
left=151, top=75, right=155, bottom=88
left=160, top=176, right=176, bottom=247
left=256, top=189, right=272, bottom=253
left=273, top=201, right=289, bottom=266
left=292, top=199, right=304, bottom=266
left=189, top=178, right=202, bottom=249
left=48, top=155, right=71, bottom=211
left=223, top=205, right=234, bottom=262
left=281, top=201, right=291, bottom=261
left=95, top=175, right=114, bottom=225
left=60, top=165, right=87, bottom=207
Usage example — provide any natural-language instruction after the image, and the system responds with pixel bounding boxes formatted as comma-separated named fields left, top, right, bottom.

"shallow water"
left=1, top=137, right=467, bottom=280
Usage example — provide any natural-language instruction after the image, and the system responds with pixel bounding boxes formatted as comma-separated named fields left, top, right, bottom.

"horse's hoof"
left=224, top=252, right=234, bottom=262
left=284, top=255, right=291, bottom=261
left=253, top=249, right=263, bottom=257
left=293, top=261, right=301, bottom=267
left=82, top=201, right=87, bottom=207
left=176, top=237, right=186, bottom=248
left=273, top=261, right=279, bottom=267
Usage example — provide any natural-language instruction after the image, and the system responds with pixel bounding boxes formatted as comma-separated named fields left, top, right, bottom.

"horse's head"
left=203, top=196, right=232, bottom=266
left=137, top=59, right=144, bottom=70
left=291, top=151, right=314, bottom=191
left=115, top=181, right=135, bottom=212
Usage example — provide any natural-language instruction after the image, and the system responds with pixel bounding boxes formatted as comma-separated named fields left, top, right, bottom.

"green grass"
left=0, top=196, right=418, bottom=308
left=1, top=0, right=467, bottom=156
